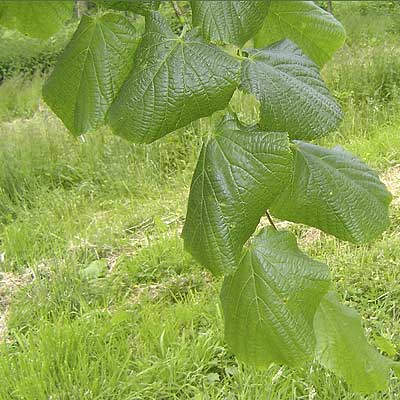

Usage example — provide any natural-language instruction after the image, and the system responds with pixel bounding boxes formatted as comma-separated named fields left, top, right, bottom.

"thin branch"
left=266, top=210, right=277, bottom=230
left=327, top=0, right=333, bottom=14
left=171, top=1, right=183, bottom=18
left=75, top=0, right=89, bottom=18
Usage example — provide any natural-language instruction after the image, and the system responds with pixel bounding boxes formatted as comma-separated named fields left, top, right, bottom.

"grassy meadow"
left=0, top=2, right=400, bottom=399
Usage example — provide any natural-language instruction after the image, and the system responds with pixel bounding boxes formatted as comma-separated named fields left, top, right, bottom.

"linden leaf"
left=43, top=13, right=137, bottom=136
left=241, top=40, right=343, bottom=140
left=254, top=0, right=346, bottom=66
left=107, top=12, right=240, bottom=143
left=314, top=292, right=393, bottom=393
left=183, top=116, right=292, bottom=275
left=221, top=227, right=330, bottom=366
left=270, top=142, right=392, bottom=244
left=190, top=0, right=270, bottom=46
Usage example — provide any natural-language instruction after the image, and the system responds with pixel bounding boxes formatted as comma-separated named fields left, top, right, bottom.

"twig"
left=171, top=1, right=183, bottom=18
left=327, top=0, right=333, bottom=14
left=266, top=210, right=277, bottom=230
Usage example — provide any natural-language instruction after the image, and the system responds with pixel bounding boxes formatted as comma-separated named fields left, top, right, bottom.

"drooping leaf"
left=270, top=141, right=392, bottom=244
left=182, top=116, right=292, bottom=275
left=94, top=0, right=160, bottom=14
left=254, top=1, right=346, bottom=67
left=190, top=0, right=270, bottom=47
left=241, top=40, right=343, bottom=140
left=221, top=227, right=330, bottom=367
left=43, top=13, right=137, bottom=136
left=108, top=12, right=240, bottom=143
left=314, top=291, right=393, bottom=393
left=0, top=1, right=73, bottom=40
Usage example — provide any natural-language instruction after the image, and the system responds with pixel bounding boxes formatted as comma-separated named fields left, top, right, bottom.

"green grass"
left=0, top=3, right=400, bottom=399
left=0, top=74, right=43, bottom=121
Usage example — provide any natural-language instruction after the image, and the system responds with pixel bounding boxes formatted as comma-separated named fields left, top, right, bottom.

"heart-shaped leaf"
left=190, top=0, right=270, bottom=46
left=241, top=40, right=343, bottom=140
left=221, top=227, right=330, bottom=367
left=254, top=0, right=346, bottom=66
left=183, top=116, right=292, bottom=275
left=43, top=13, right=137, bottom=136
left=107, top=12, right=240, bottom=143
left=314, top=292, right=393, bottom=393
left=270, top=141, right=392, bottom=243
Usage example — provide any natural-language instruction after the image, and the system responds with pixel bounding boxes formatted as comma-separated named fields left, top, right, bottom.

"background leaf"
left=254, top=0, right=346, bottom=67
left=107, top=12, right=240, bottom=143
left=221, top=227, right=330, bottom=367
left=374, top=336, right=397, bottom=357
left=183, top=116, right=292, bottom=275
left=190, top=0, right=270, bottom=47
left=80, top=259, right=108, bottom=280
left=314, top=291, right=392, bottom=393
left=241, top=40, right=343, bottom=140
left=270, top=141, right=392, bottom=243
left=392, top=363, right=400, bottom=378
left=0, top=1, right=73, bottom=40
left=43, top=13, right=137, bottom=136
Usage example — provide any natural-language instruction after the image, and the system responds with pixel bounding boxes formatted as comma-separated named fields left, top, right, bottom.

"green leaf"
left=182, top=116, right=292, bottom=275
left=190, top=0, right=270, bottom=47
left=108, top=12, right=240, bottom=143
left=270, top=141, right=392, bottom=244
left=241, top=40, right=343, bottom=140
left=80, top=259, right=108, bottom=280
left=43, top=13, right=137, bottom=136
left=393, top=362, right=400, bottom=378
left=314, top=292, right=392, bottom=393
left=254, top=0, right=346, bottom=67
left=0, top=1, right=73, bottom=40
left=221, top=227, right=330, bottom=367
left=94, top=0, right=160, bottom=14
left=374, top=336, right=397, bottom=357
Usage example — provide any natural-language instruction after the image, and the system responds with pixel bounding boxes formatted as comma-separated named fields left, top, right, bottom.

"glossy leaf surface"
left=183, top=116, right=292, bottom=275
left=270, top=141, right=392, bottom=243
left=254, top=1, right=346, bottom=66
left=108, top=12, right=240, bottom=143
left=221, top=227, right=330, bottom=366
left=43, top=13, right=137, bottom=136
left=191, top=0, right=270, bottom=46
left=241, top=40, right=343, bottom=140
